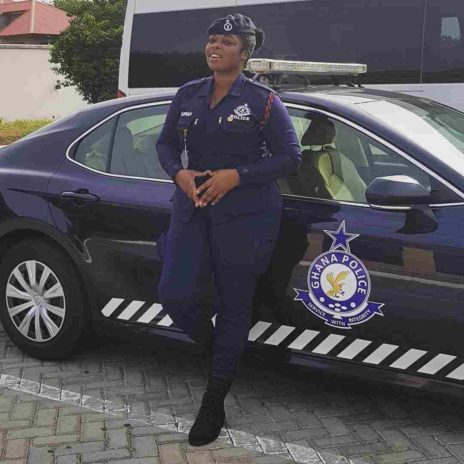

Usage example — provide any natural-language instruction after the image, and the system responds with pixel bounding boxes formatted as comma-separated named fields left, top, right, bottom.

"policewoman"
left=156, top=14, right=301, bottom=446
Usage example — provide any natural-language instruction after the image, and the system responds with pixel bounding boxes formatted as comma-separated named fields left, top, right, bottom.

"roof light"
left=246, top=59, right=367, bottom=76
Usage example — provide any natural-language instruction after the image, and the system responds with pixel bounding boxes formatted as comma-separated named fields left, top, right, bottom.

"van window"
left=423, top=0, right=464, bottom=83
left=128, top=0, right=424, bottom=88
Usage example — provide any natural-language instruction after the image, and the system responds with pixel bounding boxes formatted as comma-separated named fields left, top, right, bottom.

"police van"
left=118, top=0, right=464, bottom=111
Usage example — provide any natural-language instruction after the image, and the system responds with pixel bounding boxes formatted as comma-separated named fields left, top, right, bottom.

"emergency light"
left=246, top=59, right=367, bottom=76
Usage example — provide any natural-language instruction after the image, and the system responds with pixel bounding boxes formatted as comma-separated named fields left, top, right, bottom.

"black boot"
left=188, top=376, right=231, bottom=446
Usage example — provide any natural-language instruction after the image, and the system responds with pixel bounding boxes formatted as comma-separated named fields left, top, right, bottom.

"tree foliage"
left=50, top=0, right=127, bottom=103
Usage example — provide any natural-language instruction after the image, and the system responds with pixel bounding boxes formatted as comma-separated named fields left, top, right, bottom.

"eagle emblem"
left=294, top=221, right=385, bottom=329
left=326, top=271, right=350, bottom=298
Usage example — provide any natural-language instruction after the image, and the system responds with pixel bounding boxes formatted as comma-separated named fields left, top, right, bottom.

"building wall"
left=0, top=44, right=88, bottom=121
left=0, top=35, right=49, bottom=44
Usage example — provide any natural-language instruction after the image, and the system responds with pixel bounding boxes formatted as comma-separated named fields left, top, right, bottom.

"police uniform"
left=156, top=16, right=301, bottom=382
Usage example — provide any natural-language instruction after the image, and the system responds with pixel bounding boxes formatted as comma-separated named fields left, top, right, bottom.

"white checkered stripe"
left=101, top=298, right=464, bottom=382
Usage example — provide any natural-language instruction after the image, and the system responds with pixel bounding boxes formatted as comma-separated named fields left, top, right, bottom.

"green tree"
left=50, top=0, right=127, bottom=103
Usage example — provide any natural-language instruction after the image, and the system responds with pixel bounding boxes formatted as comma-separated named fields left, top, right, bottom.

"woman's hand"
left=175, top=170, right=210, bottom=207
left=196, top=169, right=240, bottom=207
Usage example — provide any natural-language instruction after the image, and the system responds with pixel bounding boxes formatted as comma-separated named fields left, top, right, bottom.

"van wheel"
left=0, top=239, right=88, bottom=360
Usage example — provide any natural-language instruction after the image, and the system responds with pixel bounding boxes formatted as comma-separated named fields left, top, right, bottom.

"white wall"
left=0, top=44, right=88, bottom=121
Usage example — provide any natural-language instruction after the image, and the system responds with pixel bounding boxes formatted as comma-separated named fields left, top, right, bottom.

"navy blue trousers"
left=158, top=206, right=276, bottom=380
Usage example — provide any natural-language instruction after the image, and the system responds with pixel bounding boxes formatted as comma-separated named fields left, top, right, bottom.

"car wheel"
left=0, top=239, right=88, bottom=360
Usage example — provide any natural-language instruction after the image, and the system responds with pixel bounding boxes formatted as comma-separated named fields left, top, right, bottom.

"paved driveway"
left=1, top=324, right=464, bottom=464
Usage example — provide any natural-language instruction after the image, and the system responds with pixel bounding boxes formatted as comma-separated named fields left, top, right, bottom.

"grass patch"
left=0, top=119, right=53, bottom=145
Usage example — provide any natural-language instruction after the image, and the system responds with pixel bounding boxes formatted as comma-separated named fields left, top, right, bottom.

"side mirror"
left=365, top=175, right=432, bottom=208
left=365, top=176, right=437, bottom=234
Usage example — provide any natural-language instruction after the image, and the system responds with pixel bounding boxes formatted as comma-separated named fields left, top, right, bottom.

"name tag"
left=181, top=111, right=193, bottom=117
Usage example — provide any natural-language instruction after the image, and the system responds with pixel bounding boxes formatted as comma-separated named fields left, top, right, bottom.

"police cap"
left=207, top=13, right=264, bottom=51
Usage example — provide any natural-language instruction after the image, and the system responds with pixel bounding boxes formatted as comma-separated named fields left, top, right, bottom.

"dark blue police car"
left=1, top=60, right=464, bottom=395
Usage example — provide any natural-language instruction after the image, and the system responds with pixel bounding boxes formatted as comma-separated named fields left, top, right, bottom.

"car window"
left=423, top=0, right=464, bottom=83
left=73, top=119, right=116, bottom=172
left=109, top=106, right=170, bottom=180
left=282, top=108, right=460, bottom=204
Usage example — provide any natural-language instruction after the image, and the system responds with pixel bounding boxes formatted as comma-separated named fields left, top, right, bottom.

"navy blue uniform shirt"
left=157, top=72, right=302, bottom=234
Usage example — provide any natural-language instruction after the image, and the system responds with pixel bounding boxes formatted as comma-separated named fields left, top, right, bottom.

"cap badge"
left=224, top=19, right=233, bottom=32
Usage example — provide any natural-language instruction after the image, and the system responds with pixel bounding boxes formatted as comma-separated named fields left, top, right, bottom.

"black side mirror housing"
left=365, top=176, right=432, bottom=208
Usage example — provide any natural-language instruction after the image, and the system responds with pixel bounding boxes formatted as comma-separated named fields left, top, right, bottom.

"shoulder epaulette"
left=179, top=77, right=209, bottom=91
left=246, top=77, right=277, bottom=94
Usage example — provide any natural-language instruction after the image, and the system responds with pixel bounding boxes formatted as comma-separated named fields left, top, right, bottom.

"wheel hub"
left=6, top=260, right=66, bottom=343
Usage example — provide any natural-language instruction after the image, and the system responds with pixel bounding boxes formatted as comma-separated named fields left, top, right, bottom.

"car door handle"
left=61, top=190, right=100, bottom=202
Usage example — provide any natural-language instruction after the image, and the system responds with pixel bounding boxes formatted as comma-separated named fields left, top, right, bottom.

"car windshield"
left=356, top=96, right=464, bottom=177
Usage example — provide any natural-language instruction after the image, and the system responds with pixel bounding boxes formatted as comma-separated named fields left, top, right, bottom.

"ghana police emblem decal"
left=295, top=221, right=384, bottom=329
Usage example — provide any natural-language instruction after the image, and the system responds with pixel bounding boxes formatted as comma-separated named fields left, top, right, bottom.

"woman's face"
left=205, top=34, right=247, bottom=72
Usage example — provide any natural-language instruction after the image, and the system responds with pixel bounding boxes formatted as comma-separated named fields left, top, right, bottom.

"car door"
left=253, top=105, right=464, bottom=384
left=47, top=102, right=176, bottom=327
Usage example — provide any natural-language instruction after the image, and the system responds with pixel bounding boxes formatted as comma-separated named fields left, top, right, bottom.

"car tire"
left=0, top=239, right=88, bottom=360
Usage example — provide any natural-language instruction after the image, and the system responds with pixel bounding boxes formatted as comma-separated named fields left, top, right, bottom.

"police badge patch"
left=234, top=103, right=251, bottom=117
left=228, top=103, right=252, bottom=122
left=295, top=221, right=384, bottom=329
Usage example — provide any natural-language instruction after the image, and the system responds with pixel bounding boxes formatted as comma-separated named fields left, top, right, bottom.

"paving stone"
left=317, top=450, right=350, bottom=463
left=80, top=421, right=105, bottom=442
left=253, top=455, right=293, bottom=464
left=155, top=433, right=187, bottom=444
left=436, top=432, right=464, bottom=445
left=32, top=434, right=80, bottom=446
left=401, top=425, right=450, bottom=437
left=350, top=424, right=380, bottom=443
left=293, top=412, right=323, bottom=428
left=56, top=456, right=79, bottom=464
left=159, top=443, right=187, bottom=464
left=379, top=430, right=414, bottom=450
left=131, top=426, right=176, bottom=438
left=0, top=421, right=32, bottom=431
left=4, top=439, right=27, bottom=459
left=132, top=435, right=159, bottom=457
left=411, top=459, right=460, bottom=464
left=370, top=450, right=425, bottom=463
left=168, top=382, right=190, bottom=398
left=53, top=441, right=104, bottom=456
left=252, top=421, right=301, bottom=435
left=186, top=450, right=215, bottom=464
left=56, top=415, right=79, bottom=435
left=312, top=434, right=360, bottom=448
left=34, top=409, right=56, bottom=427
left=0, top=399, right=13, bottom=413
left=281, top=428, right=328, bottom=442
left=322, top=442, right=393, bottom=458
left=446, top=443, right=464, bottom=459
left=107, top=427, right=129, bottom=449
left=212, top=446, right=261, bottom=461
left=320, top=418, right=351, bottom=436
left=370, top=419, right=416, bottom=431
left=81, top=448, right=132, bottom=462
left=106, top=459, right=161, bottom=464
left=27, top=447, right=54, bottom=464
left=413, top=436, right=451, bottom=458
left=11, top=403, right=34, bottom=421
left=7, top=428, right=54, bottom=440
